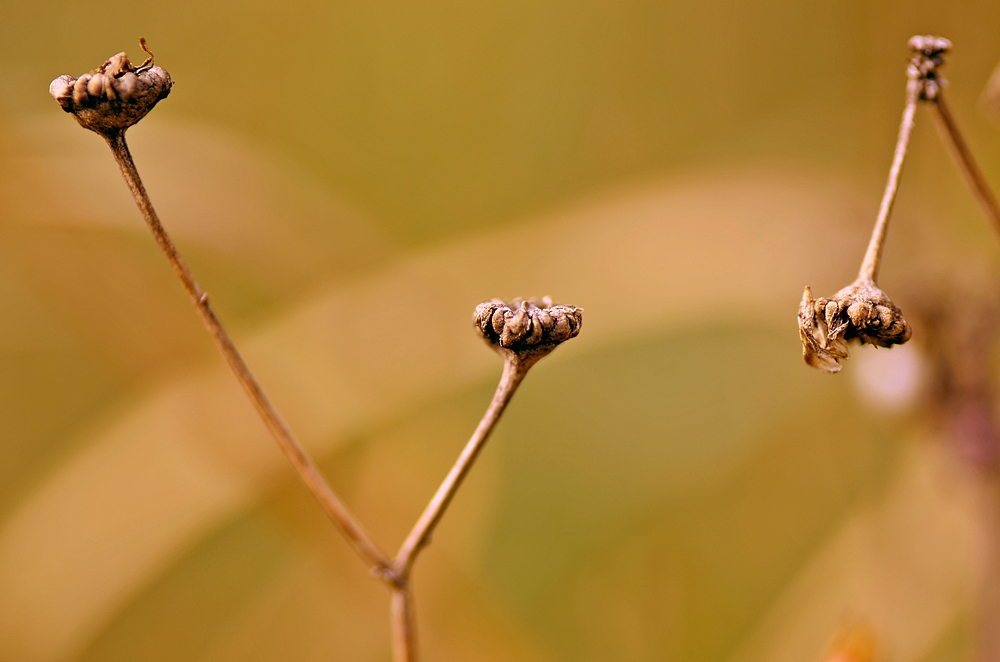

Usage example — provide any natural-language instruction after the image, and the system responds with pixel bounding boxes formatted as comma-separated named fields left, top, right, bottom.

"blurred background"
left=1, top=1, right=1000, bottom=661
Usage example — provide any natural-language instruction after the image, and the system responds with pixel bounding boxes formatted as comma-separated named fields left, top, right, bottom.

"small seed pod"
left=907, top=35, right=951, bottom=101
left=474, top=297, right=582, bottom=363
left=49, top=39, right=171, bottom=136
left=799, top=279, right=911, bottom=373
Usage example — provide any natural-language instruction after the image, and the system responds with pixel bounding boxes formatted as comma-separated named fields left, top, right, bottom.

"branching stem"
left=104, top=130, right=392, bottom=575
left=395, top=357, right=527, bottom=574
left=68, top=40, right=577, bottom=662
left=858, top=89, right=919, bottom=283
left=385, top=356, right=531, bottom=661
left=107, top=127, right=541, bottom=662
left=929, top=94, right=1000, bottom=239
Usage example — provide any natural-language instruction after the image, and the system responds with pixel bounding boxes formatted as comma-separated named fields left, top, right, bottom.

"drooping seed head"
left=49, top=39, right=171, bottom=136
left=799, top=279, right=911, bottom=373
left=474, top=297, right=582, bottom=364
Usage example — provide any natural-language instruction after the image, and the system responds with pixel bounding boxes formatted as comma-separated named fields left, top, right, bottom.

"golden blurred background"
left=2, top=1, right=1000, bottom=660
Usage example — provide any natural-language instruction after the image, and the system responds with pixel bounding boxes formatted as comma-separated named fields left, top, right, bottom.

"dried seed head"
left=49, top=38, right=171, bottom=136
left=799, top=279, right=911, bottom=373
left=474, top=297, right=582, bottom=364
left=907, top=35, right=951, bottom=101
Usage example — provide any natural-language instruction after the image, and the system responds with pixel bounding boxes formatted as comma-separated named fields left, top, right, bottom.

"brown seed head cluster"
left=49, top=39, right=171, bottom=136
left=907, top=35, right=951, bottom=101
left=475, top=297, right=582, bottom=361
left=799, top=279, right=912, bottom=373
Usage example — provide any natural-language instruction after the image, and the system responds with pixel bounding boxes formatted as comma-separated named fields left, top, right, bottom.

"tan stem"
left=104, top=130, right=391, bottom=574
left=395, top=357, right=528, bottom=573
left=930, top=94, right=1000, bottom=240
left=382, top=355, right=531, bottom=660
left=859, top=90, right=919, bottom=283
left=391, top=586, right=418, bottom=662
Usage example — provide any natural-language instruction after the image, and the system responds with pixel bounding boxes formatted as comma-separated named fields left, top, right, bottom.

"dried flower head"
left=474, top=297, right=582, bottom=364
left=799, top=279, right=911, bottom=373
left=49, top=38, right=171, bottom=136
left=907, top=35, right=951, bottom=100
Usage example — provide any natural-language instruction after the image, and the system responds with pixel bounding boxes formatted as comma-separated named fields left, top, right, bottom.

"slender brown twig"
left=858, top=90, right=919, bottom=283
left=104, top=130, right=392, bottom=575
left=387, top=357, right=529, bottom=662
left=929, top=94, right=1000, bottom=239
left=391, top=585, right=419, bottom=662
left=395, top=358, right=527, bottom=572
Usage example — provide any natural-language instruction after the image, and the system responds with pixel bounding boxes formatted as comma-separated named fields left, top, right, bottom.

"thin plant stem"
left=104, top=130, right=392, bottom=574
left=386, top=356, right=530, bottom=661
left=391, top=586, right=418, bottom=662
left=858, top=91, right=919, bottom=283
left=929, top=94, right=1000, bottom=239
left=395, top=357, right=528, bottom=574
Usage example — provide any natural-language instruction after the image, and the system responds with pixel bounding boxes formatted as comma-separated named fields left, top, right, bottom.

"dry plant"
left=49, top=39, right=582, bottom=662
left=798, top=36, right=1000, bottom=373
left=800, top=35, right=1000, bottom=662
left=45, top=32, right=1000, bottom=661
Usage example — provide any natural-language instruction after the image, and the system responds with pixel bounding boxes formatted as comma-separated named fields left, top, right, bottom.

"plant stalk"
left=391, top=586, right=418, bottom=662
left=386, top=356, right=529, bottom=661
left=858, top=90, right=919, bottom=283
left=930, top=94, right=1000, bottom=240
left=104, top=130, right=391, bottom=574
left=395, top=358, right=528, bottom=573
